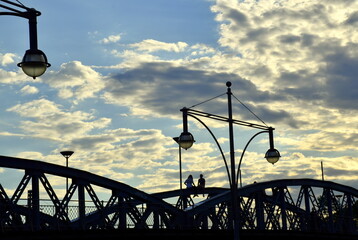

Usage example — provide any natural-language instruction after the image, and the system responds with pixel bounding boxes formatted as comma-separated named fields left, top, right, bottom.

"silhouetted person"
left=184, top=175, right=198, bottom=197
left=197, top=174, right=206, bottom=197
left=184, top=175, right=195, bottom=188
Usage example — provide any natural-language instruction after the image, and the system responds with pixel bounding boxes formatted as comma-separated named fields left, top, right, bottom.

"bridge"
left=0, top=155, right=357, bottom=239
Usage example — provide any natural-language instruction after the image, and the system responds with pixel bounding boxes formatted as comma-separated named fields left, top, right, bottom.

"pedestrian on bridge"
left=184, top=175, right=195, bottom=188
left=197, top=174, right=206, bottom=197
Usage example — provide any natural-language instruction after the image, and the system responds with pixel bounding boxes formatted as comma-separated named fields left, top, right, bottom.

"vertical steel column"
left=31, top=172, right=40, bottom=231
left=78, top=182, right=86, bottom=230
left=325, top=189, right=334, bottom=232
left=255, top=191, right=265, bottom=230
left=303, top=186, right=310, bottom=231
left=279, top=188, right=287, bottom=230
left=346, top=194, right=354, bottom=233
left=118, top=196, right=126, bottom=229
left=153, top=208, right=160, bottom=229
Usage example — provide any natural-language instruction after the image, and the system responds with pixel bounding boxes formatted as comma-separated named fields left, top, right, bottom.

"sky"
left=0, top=0, right=357, bottom=197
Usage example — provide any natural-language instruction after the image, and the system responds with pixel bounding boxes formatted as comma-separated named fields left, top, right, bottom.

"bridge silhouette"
left=0, top=155, right=357, bottom=240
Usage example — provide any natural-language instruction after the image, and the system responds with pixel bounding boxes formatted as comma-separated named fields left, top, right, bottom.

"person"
left=184, top=175, right=195, bottom=188
left=184, top=175, right=199, bottom=197
left=197, top=174, right=206, bottom=196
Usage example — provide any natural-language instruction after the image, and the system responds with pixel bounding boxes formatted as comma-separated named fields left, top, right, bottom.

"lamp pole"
left=177, top=81, right=280, bottom=240
left=0, top=0, right=50, bottom=78
left=226, top=82, right=240, bottom=240
left=60, top=151, right=74, bottom=194
left=173, top=137, right=183, bottom=191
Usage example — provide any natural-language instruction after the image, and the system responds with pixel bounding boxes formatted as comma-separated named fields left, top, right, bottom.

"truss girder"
left=0, top=155, right=357, bottom=236
left=181, top=179, right=358, bottom=234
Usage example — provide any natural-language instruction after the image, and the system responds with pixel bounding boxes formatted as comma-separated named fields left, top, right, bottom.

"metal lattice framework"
left=0, top=155, right=357, bottom=236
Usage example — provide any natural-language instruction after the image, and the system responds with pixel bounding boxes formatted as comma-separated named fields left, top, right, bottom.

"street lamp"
left=60, top=150, right=74, bottom=193
left=178, top=81, right=280, bottom=240
left=0, top=0, right=50, bottom=79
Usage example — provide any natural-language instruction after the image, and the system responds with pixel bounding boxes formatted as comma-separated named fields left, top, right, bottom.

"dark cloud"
left=105, top=62, right=296, bottom=126
left=345, top=11, right=358, bottom=25
left=279, top=34, right=301, bottom=44
left=276, top=42, right=357, bottom=111
left=324, top=167, right=358, bottom=177
left=226, top=8, right=249, bottom=27
left=71, top=135, right=116, bottom=150
left=323, top=51, right=358, bottom=109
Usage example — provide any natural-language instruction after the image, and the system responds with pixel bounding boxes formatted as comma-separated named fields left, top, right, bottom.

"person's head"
left=200, top=174, right=203, bottom=178
left=188, top=175, right=193, bottom=179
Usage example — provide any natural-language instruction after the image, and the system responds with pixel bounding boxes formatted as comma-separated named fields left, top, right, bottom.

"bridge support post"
left=278, top=188, right=287, bottom=230
left=153, top=210, right=160, bottom=229
left=324, top=188, right=334, bottom=232
left=255, top=191, right=265, bottom=230
left=303, top=186, right=311, bottom=231
left=29, top=170, right=40, bottom=231
left=346, top=194, right=355, bottom=233
left=77, top=181, right=86, bottom=230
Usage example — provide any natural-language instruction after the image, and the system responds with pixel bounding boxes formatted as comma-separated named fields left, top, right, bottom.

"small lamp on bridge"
left=178, top=131, right=195, bottom=150
left=264, top=127, right=281, bottom=164
left=178, top=107, right=195, bottom=150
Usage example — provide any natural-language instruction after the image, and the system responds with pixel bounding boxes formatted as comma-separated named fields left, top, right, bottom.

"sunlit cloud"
left=129, top=39, right=188, bottom=53
left=0, top=53, right=16, bottom=66
left=20, top=85, right=39, bottom=95
left=7, top=99, right=111, bottom=142
left=45, top=61, right=105, bottom=101
left=99, top=34, right=121, bottom=44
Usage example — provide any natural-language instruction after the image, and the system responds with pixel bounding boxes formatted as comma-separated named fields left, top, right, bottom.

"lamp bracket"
left=181, top=108, right=272, bottom=131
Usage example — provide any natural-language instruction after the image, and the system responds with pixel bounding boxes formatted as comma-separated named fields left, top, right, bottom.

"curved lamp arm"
left=187, top=113, right=232, bottom=186
left=235, top=130, right=268, bottom=186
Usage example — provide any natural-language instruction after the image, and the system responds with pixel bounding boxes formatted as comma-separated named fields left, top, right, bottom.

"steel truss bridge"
left=0, top=155, right=357, bottom=238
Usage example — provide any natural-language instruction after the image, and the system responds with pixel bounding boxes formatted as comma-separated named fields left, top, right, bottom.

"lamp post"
left=177, top=81, right=280, bottom=240
left=0, top=0, right=50, bottom=79
left=173, top=137, right=183, bottom=191
left=60, top=151, right=74, bottom=194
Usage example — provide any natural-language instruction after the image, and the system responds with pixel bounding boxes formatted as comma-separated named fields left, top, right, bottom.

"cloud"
left=0, top=53, right=16, bottom=66
left=20, top=85, right=39, bottom=95
left=102, top=61, right=298, bottom=127
left=99, top=34, right=121, bottom=44
left=7, top=99, right=111, bottom=142
left=129, top=39, right=188, bottom=53
left=207, top=0, right=358, bottom=151
left=45, top=61, right=105, bottom=100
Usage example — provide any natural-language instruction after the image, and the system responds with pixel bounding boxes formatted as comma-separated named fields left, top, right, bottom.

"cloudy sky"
left=0, top=0, right=357, bottom=195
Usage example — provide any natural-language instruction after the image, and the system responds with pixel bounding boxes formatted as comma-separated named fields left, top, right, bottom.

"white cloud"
left=129, top=39, right=188, bottom=53
left=45, top=61, right=105, bottom=100
left=20, top=85, right=39, bottom=95
left=99, top=34, right=121, bottom=44
left=0, top=53, right=16, bottom=66
left=7, top=99, right=111, bottom=142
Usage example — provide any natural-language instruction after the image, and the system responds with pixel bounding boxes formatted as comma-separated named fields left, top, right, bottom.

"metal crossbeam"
left=186, top=108, right=270, bottom=130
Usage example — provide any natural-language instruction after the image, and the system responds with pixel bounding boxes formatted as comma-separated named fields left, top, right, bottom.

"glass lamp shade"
left=178, top=132, right=195, bottom=150
left=265, top=148, right=281, bottom=164
left=18, top=49, right=51, bottom=79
